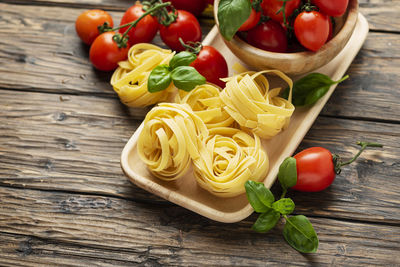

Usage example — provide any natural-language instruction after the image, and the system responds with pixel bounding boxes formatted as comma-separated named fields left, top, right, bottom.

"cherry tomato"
left=313, top=0, right=349, bottom=17
left=261, top=0, right=301, bottom=23
left=119, top=3, right=159, bottom=46
left=160, top=10, right=202, bottom=51
left=190, top=46, right=228, bottom=88
left=292, top=147, right=335, bottom=192
left=294, top=11, right=329, bottom=52
left=238, top=7, right=261, bottom=32
left=89, top=32, right=130, bottom=71
left=246, top=20, right=288, bottom=53
left=75, top=9, right=113, bottom=45
left=167, top=0, right=207, bottom=17
left=205, top=0, right=214, bottom=5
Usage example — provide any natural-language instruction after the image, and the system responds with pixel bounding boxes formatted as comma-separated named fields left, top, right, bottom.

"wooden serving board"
left=121, top=13, right=369, bottom=223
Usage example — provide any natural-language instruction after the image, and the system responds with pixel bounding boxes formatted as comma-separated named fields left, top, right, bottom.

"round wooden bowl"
left=213, top=0, right=359, bottom=75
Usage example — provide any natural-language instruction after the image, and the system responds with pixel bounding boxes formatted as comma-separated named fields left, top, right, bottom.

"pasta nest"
left=137, top=103, right=208, bottom=181
left=220, top=70, right=295, bottom=139
left=193, top=127, right=269, bottom=197
left=175, top=83, right=235, bottom=129
left=111, top=44, right=175, bottom=107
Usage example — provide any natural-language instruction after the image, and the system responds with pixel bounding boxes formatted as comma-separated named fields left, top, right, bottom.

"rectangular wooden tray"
left=121, top=13, right=369, bottom=223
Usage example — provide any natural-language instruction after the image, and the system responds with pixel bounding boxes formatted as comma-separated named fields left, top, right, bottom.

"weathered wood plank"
left=1, top=0, right=399, bottom=32
left=1, top=89, right=399, bottom=224
left=0, top=186, right=399, bottom=266
left=0, top=3, right=399, bottom=121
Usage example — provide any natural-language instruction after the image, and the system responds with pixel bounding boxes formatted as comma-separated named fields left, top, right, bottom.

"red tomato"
left=89, top=32, right=130, bottom=71
left=294, top=11, right=329, bottom=51
left=159, top=10, right=202, bottom=51
left=313, top=0, right=349, bottom=17
left=238, top=7, right=261, bottom=32
left=292, top=147, right=335, bottom=192
left=119, top=3, right=159, bottom=46
left=261, top=0, right=301, bottom=23
left=75, top=9, right=113, bottom=45
left=167, top=0, right=207, bottom=17
left=205, top=0, right=214, bottom=5
left=246, top=20, right=287, bottom=53
left=190, top=46, right=228, bottom=88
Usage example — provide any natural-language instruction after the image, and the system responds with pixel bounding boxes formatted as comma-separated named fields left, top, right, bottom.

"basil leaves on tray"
left=281, top=73, right=349, bottom=106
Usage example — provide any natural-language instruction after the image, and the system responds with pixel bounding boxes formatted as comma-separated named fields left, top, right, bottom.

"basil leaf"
left=169, top=51, right=197, bottom=69
left=171, top=66, right=206, bottom=91
left=148, top=65, right=172, bottom=93
left=283, top=215, right=319, bottom=253
left=218, top=0, right=251, bottom=41
left=245, top=180, right=275, bottom=213
left=252, top=209, right=281, bottom=233
left=272, top=198, right=295, bottom=215
left=278, top=157, right=297, bottom=190
left=281, top=73, right=349, bottom=106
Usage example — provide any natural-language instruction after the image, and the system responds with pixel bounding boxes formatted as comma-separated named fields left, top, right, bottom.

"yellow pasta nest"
left=220, top=70, right=295, bottom=139
left=193, top=127, right=269, bottom=197
left=137, top=103, right=208, bottom=181
left=111, top=43, right=175, bottom=107
left=175, top=83, right=235, bottom=129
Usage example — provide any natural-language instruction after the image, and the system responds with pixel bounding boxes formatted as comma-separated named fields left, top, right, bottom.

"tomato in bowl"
left=213, top=0, right=359, bottom=75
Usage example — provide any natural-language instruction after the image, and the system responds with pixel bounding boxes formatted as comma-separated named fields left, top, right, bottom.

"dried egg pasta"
left=111, top=43, right=175, bottom=107
left=193, top=127, right=269, bottom=197
left=220, top=70, right=295, bottom=139
left=175, top=83, right=235, bottom=129
left=137, top=103, right=208, bottom=181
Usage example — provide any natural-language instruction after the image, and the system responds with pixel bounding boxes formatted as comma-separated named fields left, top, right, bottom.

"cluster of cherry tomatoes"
left=238, top=0, right=349, bottom=52
left=75, top=0, right=228, bottom=87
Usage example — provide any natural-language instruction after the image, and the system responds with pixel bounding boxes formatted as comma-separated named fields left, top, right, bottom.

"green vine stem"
left=99, top=2, right=172, bottom=48
left=333, top=141, right=383, bottom=174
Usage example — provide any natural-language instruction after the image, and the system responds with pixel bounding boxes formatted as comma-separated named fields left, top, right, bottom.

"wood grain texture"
left=0, top=186, right=399, bottom=266
left=0, top=3, right=399, bottom=121
left=1, top=89, right=399, bottom=224
left=1, top=0, right=399, bottom=32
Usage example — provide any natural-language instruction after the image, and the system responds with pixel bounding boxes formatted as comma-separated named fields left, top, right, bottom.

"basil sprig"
left=281, top=73, right=349, bottom=106
left=245, top=156, right=319, bottom=253
left=147, top=51, right=206, bottom=93
left=217, top=0, right=251, bottom=41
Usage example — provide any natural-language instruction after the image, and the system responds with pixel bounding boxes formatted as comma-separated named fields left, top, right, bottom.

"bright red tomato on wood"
left=246, top=20, right=288, bottom=53
left=119, top=3, right=159, bottom=46
left=190, top=46, right=228, bottom=88
left=313, top=0, right=349, bottom=17
left=294, top=11, right=329, bottom=51
left=89, top=32, right=130, bottom=71
left=292, top=147, right=336, bottom=192
left=159, top=10, right=202, bottom=51
left=261, top=0, right=301, bottom=23
left=75, top=9, right=113, bottom=45
left=238, top=7, right=261, bottom=32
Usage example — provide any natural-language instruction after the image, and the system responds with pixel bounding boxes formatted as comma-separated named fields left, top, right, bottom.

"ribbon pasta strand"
left=137, top=103, right=208, bottom=181
left=193, top=127, right=269, bottom=197
left=175, top=83, right=235, bottom=129
left=111, top=43, right=175, bottom=107
left=220, top=70, right=295, bottom=139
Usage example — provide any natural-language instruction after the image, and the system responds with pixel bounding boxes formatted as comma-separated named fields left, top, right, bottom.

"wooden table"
left=1, top=0, right=399, bottom=265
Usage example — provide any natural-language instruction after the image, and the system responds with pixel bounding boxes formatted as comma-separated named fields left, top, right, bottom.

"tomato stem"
left=179, top=38, right=202, bottom=55
left=108, top=2, right=171, bottom=48
left=333, top=141, right=383, bottom=174
left=121, top=2, right=171, bottom=39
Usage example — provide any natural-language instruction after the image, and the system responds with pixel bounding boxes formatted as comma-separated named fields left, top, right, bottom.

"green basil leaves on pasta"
left=147, top=51, right=205, bottom=92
